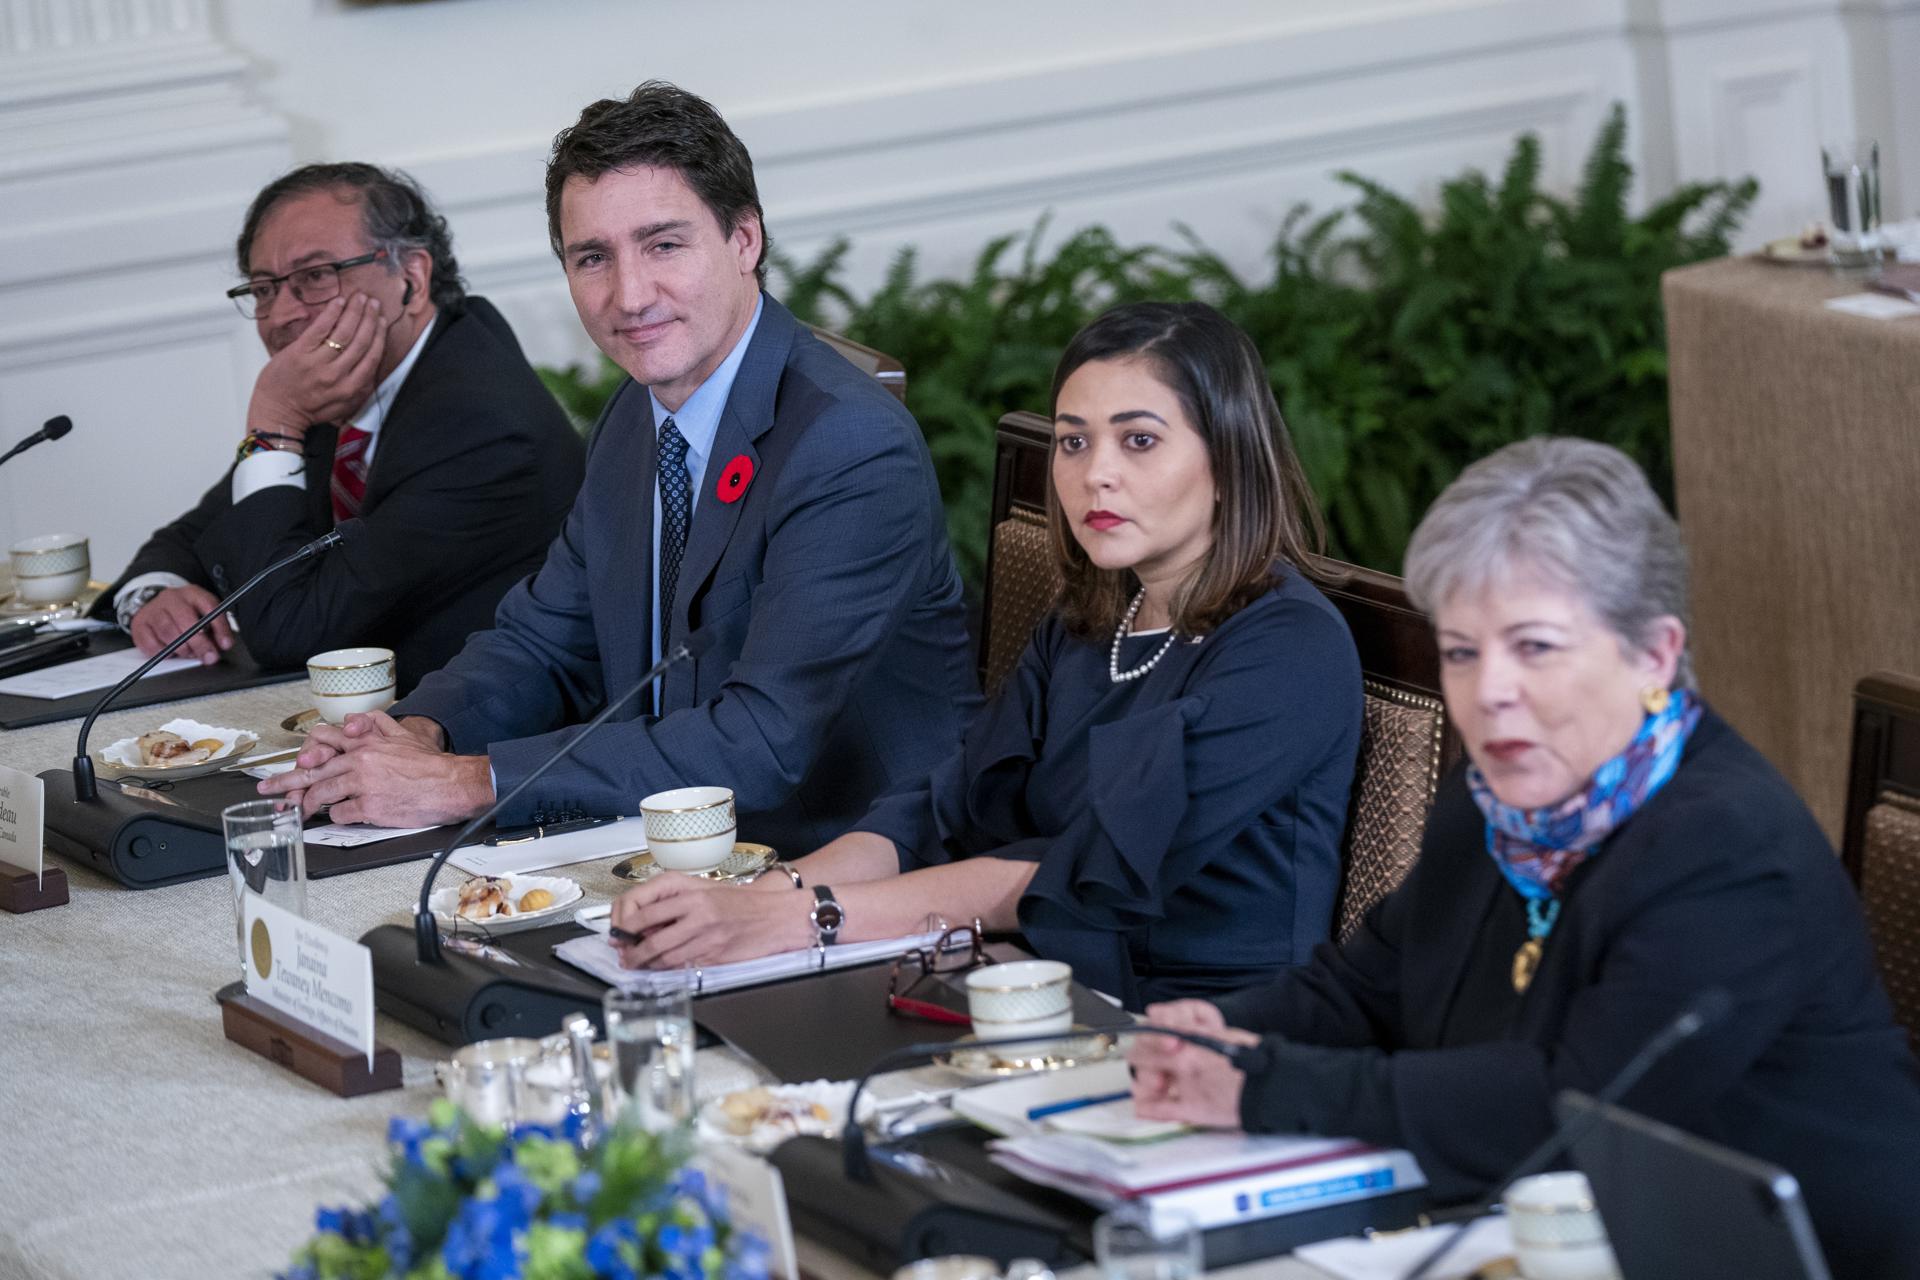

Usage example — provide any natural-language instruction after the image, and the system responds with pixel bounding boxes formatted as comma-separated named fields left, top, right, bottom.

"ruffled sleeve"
left=854, top=623, right=1053, bottom=866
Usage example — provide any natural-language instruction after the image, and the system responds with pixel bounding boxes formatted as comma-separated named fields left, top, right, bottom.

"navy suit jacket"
left=395, top=295, right=981, bottom=851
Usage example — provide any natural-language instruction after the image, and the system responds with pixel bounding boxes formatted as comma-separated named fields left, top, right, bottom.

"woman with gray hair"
left=1127, top=437, right=1920, bottom=1276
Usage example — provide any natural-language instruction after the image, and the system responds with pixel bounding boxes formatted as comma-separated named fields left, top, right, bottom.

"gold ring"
left=324, top=339, right=344, bottom=351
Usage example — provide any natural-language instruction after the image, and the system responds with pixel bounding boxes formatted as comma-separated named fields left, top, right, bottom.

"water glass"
left=1093, top=1203, right=1200, bottom=1280
left=221, top=799, right=307, bottom=983
left=1821, top=139, right=1882, bottom=257
left=602, top=975, right=696, bottom=1131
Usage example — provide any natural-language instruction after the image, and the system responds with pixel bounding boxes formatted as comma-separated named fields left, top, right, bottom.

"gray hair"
left=1403, top=436, right=1695, bottom=690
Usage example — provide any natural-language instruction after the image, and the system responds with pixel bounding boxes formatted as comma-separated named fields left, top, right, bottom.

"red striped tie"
left=330, top=425, right=371, bottom=523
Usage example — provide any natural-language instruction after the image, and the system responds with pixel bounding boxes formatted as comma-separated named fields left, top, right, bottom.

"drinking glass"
left=221, top=799, right=307, bottom=983
left=1093, top=1204, right=1200, bottom=1280
left=1821, top=139, right=1882, bottom=258
left=602, top=975, right=695, bottom=1131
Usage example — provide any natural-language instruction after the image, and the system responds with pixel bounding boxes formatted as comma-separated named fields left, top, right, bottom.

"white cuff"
left=232, top=447, right=307, bottom=503
left=112, top=571, right=192, bottom=632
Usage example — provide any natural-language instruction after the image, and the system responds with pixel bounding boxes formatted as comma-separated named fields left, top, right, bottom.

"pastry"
left=455, top=876, right=510, bottom=921
left=716, top=1086, right=832, bottom=1137
left=137, top=730, right=192, bottom=764
left=517, top=888, right=555, bottom=912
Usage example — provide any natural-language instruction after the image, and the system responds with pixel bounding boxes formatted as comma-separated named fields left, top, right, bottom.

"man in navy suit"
left=265, top=82, right=979, bottom=853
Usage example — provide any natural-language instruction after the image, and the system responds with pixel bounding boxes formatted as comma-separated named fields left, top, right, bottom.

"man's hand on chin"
left=257, top=721, right=493, bottom=828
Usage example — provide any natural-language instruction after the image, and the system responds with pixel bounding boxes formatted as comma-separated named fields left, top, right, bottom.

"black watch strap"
left=810, top=884, right=844, bottom=945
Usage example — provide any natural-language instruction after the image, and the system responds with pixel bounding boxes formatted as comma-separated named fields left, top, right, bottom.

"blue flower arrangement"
left=280, top=1100, right=771, bottom=1280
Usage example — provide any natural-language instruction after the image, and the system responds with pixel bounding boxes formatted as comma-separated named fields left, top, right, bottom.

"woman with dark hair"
left=611, top=301, right=1362, bottom=1007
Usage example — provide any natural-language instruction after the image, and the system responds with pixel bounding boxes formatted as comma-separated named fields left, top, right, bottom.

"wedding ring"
left=324, top=339, right=345, bottom=351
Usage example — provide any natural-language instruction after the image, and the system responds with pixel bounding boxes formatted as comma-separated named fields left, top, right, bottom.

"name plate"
left=243, top=895, right=376, bottom=1068
left=0, top=763, right=43, bottom=883
left=696, top=1144, right=798, bottom=1280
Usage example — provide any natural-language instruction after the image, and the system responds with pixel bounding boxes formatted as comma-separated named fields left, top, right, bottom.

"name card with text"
left=243, top=895, right=375, bottom=1068
left=0, top=764, right=44, bottom=884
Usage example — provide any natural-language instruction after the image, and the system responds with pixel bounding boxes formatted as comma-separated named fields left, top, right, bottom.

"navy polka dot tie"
left=657, top=416, right=691, bottom=657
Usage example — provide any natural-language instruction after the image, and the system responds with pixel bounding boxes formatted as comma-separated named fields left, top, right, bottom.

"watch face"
left=815, top=902, right=843, bottom=931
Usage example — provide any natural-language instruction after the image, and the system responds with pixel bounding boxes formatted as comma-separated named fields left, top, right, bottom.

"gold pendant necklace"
left=1512, top=937, right=1544, bottom=993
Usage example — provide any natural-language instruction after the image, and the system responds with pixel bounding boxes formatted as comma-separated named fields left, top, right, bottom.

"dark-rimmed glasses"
left=225, top=249, right=389, bottom=319
left=887, top=922, right=987, bottom=1024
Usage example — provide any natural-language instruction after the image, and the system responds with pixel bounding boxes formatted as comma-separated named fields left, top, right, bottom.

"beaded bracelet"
left=234, top=433, right=295, bottom=463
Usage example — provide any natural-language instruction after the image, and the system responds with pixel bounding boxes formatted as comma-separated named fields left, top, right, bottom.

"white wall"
left=1, top=0, right=1909, bottom=577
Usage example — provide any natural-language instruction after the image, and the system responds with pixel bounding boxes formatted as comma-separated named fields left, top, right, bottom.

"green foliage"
left=538, top=103, right=1754, bottom=580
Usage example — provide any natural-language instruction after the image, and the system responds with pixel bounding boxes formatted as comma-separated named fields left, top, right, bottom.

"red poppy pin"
left=716, top=454, right=754, bottom=504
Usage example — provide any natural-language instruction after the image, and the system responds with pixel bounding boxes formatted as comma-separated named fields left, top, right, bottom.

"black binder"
left=0, top=631, right=302, bottom=729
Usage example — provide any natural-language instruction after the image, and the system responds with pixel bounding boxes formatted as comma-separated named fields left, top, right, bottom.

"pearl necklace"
left=1109, top=589, right=1181, bottom=683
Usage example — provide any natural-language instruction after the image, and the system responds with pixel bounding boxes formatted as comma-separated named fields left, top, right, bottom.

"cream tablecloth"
left=0, top=681, right=1326, bottom=1279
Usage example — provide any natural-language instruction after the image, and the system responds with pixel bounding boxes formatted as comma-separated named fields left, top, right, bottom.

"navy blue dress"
left=856, top=570, right=1363, bottom=1009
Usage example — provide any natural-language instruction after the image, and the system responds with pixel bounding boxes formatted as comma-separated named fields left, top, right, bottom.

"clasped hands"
left=257, top=709, right=494, bottom=827
left=1127, top=998, right=1259, bottom=1129
left=608, top=869, right=809, bottom=972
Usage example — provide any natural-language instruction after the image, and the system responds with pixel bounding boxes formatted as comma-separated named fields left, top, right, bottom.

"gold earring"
left=1641, top=686, right=1670, bottom=715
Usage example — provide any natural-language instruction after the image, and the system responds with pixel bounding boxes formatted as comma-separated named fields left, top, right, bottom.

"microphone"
left=1400, top=987, right=1734, bottom=1280
left=412, top=626, right=715, bottom=963
left=0, top=415, right=72, bottom=468
left=70, top=525, right=356, bottom=801
left=840, top=1024, right=1266, bottom=1183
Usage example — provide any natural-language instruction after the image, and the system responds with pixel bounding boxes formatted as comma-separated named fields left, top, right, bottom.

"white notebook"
left=554, top=925, right=947, bottom=997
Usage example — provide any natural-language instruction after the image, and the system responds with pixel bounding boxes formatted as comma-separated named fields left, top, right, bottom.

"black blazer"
left=1215, top=709, right=1920, bottom=1278
left=96, top=298, right=585, bottom=693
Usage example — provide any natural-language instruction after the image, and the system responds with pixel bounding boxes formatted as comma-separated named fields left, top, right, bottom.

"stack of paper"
left=954, top=1061, right=1425, bottom=1232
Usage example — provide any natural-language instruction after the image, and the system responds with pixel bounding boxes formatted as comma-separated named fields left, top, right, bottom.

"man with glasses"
left=96, top=163, right=585, bottom=691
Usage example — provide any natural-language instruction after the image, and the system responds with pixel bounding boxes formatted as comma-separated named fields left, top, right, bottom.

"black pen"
left=482, top=815, right=619, bottom=846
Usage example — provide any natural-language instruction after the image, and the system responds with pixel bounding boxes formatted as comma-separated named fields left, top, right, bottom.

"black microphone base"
left=39, top=766, right=226, bottom=888
left=363, top=923, right=610, bottom=1046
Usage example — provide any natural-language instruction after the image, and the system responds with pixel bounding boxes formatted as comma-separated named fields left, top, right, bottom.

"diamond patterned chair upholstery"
left=1843, top=671, right=1920, bottom=1054
left=982, top=411, right=1460, bottom=943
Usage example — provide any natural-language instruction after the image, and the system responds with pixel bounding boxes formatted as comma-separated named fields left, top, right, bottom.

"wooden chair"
left=980, top=411, right=1459, bottom=941
left=809, top=328, right=906, bottom=403
left=1842, top=671, right=1920, bottom=1052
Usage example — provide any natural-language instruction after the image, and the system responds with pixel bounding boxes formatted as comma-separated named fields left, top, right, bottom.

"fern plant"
left=538, top=103, right=1755, bottom=582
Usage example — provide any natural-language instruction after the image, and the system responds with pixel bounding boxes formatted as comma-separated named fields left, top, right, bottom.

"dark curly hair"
left=236, top=162, right=465, bottom=310
left=545, top=80, right=768, bottom=284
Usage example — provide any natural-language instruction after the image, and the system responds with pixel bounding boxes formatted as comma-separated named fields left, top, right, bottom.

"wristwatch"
left=115, top=584, right=166, bottom=632
left=809, top=885, right=844, bottom=946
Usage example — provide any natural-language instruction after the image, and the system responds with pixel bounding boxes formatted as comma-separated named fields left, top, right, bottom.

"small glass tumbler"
left=602, top=974, right=696, bottom=1132
left=221, top=799, right=307, bottom=983
left=1821, top=139, right=1882, bottom=262
left=1093, top=1203, right=1201, bottom=1280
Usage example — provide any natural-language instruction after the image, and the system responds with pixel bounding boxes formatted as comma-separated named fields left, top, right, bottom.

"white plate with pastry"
left=95, top=718, right=259, bottom=780
left=429, top=873, right=584, bottom=935
left=697, top=1081, right=872, bottom=1155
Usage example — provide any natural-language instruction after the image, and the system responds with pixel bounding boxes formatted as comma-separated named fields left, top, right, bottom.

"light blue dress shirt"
left=648, top=296, right=763, bottom=667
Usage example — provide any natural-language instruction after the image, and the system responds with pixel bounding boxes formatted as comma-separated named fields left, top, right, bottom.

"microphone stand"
left=1399, top=987, right=1733, bottom=1280
left=841, top=1024, right=1269, bottom=1183
left=413, top=628, right=713, bottom=964
left=0, top=414, right=72, bottom=468
left=71, top=527, right=349, bottom=801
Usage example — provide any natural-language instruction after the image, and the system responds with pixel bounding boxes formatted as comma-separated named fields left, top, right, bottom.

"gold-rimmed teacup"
left=307, top=646, right=397, bottom=724
left=965, top=960, right=1073, bottom=1038
left=10, top=533, right=89, bottom=604
left=640, top=785, right=736, bottom=872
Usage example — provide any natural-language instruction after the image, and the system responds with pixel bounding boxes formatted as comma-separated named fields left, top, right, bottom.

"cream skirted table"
left=1664, top=256, right=1920, bottom=840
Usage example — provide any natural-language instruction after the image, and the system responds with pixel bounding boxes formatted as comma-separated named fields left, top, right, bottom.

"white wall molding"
left=0, top=0, right=1897, bottom=568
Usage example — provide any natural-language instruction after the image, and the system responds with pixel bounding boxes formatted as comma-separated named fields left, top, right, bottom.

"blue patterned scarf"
left=1467, top=689, right=1703, bottom=903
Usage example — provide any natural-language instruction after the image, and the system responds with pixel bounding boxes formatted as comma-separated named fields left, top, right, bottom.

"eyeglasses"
left=887, top=921, right=987, bottom=1025
left=225, top=250, right=389, bottom=319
